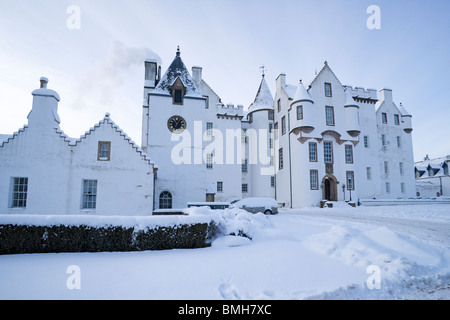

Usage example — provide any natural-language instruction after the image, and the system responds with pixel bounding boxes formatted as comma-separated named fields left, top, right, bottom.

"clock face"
left=167, top=116, right=187, bottom=134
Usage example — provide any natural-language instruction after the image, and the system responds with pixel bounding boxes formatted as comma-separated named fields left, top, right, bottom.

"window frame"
left=297, top=105, right=303, bottom=120
left=242, top=184, right=248, bottom=193
left=325, top=106, right=335, bottom=126
left=323, top=141, right=333, bottom=164
left=345, top=145, right=353, bottom=164
left=281, top=116, right=286, bottom=135
left=394, top=114, right=400, bottom=125
left=309, top=142, right=317, bottom=162
left=217, top=181, right=223, bottom=193
left=382, top=112, right=388, bottom=124
left=159, top=191, right=173, bottom=209
left=324, top=83, right=332, bottom=97
left=11, top=177, right=28, bottom=208
left=98, top=141, right=111, bottom=161
left=279, top=148, right=284, bottom=170
left=310, top=170, right=319, bottom=190
left=82, top=179, right=98, bottom=210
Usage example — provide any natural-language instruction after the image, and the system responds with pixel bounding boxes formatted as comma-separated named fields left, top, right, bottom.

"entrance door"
left=322, top=175, right=338, bottom=201
left=324, top=179, right=331, bottom=201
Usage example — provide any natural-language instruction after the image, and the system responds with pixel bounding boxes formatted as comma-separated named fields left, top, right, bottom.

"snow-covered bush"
left=0, top=215, right=215, bottom=255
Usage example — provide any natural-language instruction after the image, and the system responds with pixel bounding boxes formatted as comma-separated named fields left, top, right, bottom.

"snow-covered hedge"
left=0, top=214, right=215, bottom=255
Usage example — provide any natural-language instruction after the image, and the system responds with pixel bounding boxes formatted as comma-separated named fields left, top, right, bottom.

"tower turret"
left=290, top=80, right=315, bottom=134
left=344, top=89, right=360, bottom=137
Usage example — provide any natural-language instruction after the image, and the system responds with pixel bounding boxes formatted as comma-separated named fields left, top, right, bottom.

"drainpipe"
left=288, top=112, right=293, bottom=208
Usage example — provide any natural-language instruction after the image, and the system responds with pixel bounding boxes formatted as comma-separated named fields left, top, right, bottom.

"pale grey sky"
left=1, top=0, right=449, bottom=161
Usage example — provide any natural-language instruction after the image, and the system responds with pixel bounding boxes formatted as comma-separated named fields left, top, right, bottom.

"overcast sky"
left=1, top=0, right=449, bottom=161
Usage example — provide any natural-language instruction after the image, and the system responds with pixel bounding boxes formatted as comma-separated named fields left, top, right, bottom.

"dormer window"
left=174, top=89, right=183, bottom=104
left=170, top=77, right=186, bottom=105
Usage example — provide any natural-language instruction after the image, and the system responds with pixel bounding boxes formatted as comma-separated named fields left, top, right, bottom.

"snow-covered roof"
left=152, top=48, right=202, bottom=98
left=248, top=77, right=274, bottom=112
left=292, top=80, right=314, bottom=104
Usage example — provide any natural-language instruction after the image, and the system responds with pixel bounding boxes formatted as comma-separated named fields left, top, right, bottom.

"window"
left=386, top=182, right=391, bottom=194
left=82, top=180, right=97, bottom=209
left=279, top=148, right=284, bottom=170
left=203, top=95, right=209, bottom=108
left=297, top=105, right=303, bottom=120
left=269, top=123, right=273, bottom=133
left=325, top=106, right=335, bottom=126
left=98, top=141, right=111, bottom=161
left=381, top=134, right=387, bottom=147
left=324, top=141, right=333, bottom=164
left=206, top=153, right=213, bottom=169
left=397, top=136, right=402, bottom=148
left=274, top=122, right=279, bottom=140
left=206, top=122, right=213, bottom=136
left=310, top=170, right=319, bottom=190
left=217, top=182, right=223, bottom=193
left=268, top=110, right=274, bottom=120
left=242, top=159, right=248, bottom=173
left=324, top=83, right=332, bottom=97
left=242, top=184, right=248, bottom=193
left=174, top=89, right=183, bottom=105
left=271, top=176, right=275, bottom=188
left=309, top=142, right=317, bottom=162
left=366, top=167, right=372, bottom=180
left=11, top=177, right=28, bottom=208
left=384, top=161, right=389, bottom=175
left=394, top=114, right=400, bottom=125
left=382, top=112, right=388, bottom=124
left=281, top=116, right=286, bottom=135
left=277, top=99, right=281, bottom=112
left=346, top=171, right=355, bottom=190
left=345, top=145, right=353, bottom=164
left=399, top=162, right=404, bottom=175
left=159, top=191, right=172, bottom=209
left=364, top=136, right=369, bottom=148
left=248, top=113, right=253, bottom=123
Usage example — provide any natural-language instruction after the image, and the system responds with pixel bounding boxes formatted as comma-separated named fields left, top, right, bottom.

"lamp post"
left=342, top=183, right=346, bottom=202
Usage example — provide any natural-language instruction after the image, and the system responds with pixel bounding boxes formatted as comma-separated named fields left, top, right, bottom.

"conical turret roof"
left=292, top=80, right=314, bottom=104
left=248, top=76, right=274, bottom=112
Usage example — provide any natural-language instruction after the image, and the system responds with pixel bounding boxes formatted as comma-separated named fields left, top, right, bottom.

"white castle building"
left=0, top=48, right=416, bottom=215
left=142, top=48, right=416, bottom=210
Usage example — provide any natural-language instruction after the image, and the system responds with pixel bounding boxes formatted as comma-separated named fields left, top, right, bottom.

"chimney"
left=276, top=73, right=286, bottom=90
left=379, top=88, right=393, bottom=103
left=144, top=59, right=158, bottom=89
left=28, top=77, right=61, bottom=130
left=192, top=66, right=202, bottom=90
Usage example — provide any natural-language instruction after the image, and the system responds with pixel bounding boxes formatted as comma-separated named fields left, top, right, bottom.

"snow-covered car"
left=230, top=197, right=278, bottom=215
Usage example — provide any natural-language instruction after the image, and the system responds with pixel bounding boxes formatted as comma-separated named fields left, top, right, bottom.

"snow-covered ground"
left=0, top=203, right=449, bottom=300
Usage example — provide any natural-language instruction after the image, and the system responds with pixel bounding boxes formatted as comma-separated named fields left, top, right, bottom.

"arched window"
left=159, top=191, right=172, bottom=209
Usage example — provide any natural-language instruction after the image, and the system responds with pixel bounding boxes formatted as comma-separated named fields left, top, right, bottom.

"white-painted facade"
left=0, top=78, right=156, bottom=216
left=143, top=52, right=416, bottom=209
left=1, top=50, right=417, bottom=214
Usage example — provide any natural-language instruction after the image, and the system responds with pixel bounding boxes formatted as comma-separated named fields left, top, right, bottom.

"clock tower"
left=142, top=47, right=208, bottom=210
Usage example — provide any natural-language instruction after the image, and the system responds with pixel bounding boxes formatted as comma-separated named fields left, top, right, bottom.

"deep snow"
left=0, top=203, right=448, bottom=300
